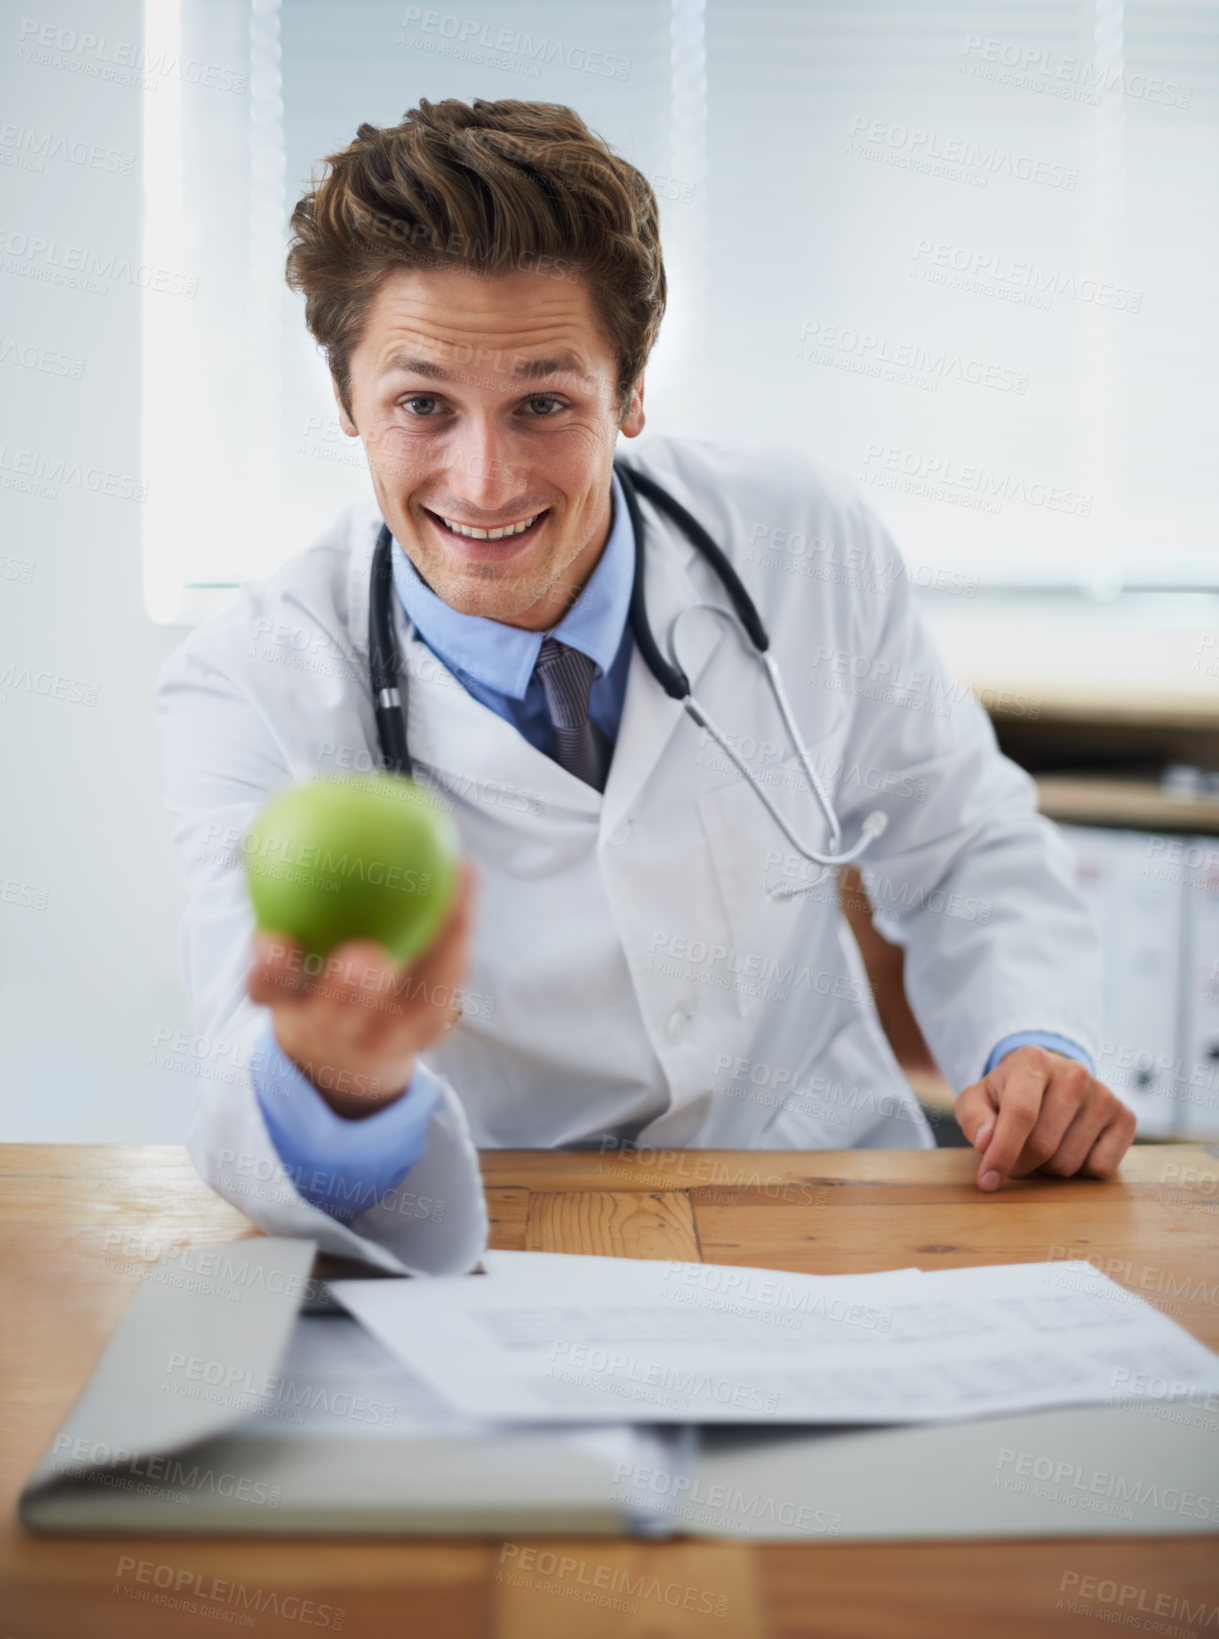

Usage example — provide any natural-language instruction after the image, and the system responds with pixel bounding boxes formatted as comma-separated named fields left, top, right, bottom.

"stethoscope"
left=368, top=460, right=887, bottom=895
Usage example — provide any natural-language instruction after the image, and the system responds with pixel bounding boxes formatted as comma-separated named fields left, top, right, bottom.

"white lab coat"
left=154, top=435, right=1103, bottom=1272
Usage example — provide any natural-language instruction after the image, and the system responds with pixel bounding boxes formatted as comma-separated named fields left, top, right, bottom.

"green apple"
left=244, top=774, right=461, bottom=964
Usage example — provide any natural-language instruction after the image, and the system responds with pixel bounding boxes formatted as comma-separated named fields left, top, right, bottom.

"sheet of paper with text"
left=332, top=1252, right=1219, bottom=1426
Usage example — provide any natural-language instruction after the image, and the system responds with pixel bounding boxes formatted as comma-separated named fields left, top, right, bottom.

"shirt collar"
left=390, top=469, right=634, bottom=701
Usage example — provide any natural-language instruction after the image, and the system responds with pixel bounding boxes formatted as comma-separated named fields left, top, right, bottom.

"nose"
left=444, top=415, right=531, bottom=518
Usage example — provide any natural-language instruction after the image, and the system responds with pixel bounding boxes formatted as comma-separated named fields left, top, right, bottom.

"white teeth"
left=439, top=513, right=540, bottom=540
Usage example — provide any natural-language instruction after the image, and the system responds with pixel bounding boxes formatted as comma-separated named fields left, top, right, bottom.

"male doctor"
left=155, top=97, right=1134, bottom=1275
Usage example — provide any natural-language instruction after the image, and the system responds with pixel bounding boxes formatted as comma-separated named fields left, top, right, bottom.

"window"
left=143, top=0, right=1218, bottom=622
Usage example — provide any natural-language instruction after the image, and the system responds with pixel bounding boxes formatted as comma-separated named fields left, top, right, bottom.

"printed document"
left=332, top=1252, right=1219, bottom=1426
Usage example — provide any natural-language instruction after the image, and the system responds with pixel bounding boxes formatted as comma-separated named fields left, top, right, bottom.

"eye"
left=403, top=394, right=443, bottom=416
left=525, top=394, right=565, bottom=416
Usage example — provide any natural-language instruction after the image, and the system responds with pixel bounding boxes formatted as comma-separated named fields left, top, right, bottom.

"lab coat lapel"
left=599, top=502, right=727, bottom=834
left=403, top=627, right=601, bottom=815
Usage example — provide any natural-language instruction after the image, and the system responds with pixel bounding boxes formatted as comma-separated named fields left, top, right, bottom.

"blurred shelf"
left=919, top=595, right=1219, bottom=749
left=1036, top=776, right=1219, bottom=833
left=990, top=692, right=1219, bottom=731
left=922, top=605, right=1219, bottom=824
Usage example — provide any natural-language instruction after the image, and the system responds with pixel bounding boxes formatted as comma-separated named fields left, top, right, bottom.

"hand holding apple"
left=243, top=775, right=471, bottom=1117
left=247, top=869, right=475, bottom=1118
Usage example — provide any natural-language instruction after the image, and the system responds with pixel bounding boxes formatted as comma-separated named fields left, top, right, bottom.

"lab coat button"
left=608, top=820, right=631, bottom=845
left=665, top=1010, right=689, bottom=1043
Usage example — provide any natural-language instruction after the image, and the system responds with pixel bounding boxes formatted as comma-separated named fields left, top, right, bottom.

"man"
left=155, top=97, right=1135, bottom=1274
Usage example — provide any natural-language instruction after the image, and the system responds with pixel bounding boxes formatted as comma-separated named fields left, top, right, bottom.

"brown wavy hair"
left=285, top=98, right=667, bottom=423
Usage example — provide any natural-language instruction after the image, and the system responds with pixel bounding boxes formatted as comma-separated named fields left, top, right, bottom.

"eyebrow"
left=383, top=349, right=586, bottom=382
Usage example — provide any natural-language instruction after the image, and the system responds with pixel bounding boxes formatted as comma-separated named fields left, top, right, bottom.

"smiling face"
left=336, top=263, right=645, bottom=629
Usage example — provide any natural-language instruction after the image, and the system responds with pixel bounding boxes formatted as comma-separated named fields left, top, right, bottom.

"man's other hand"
left=955, top=1045, right=1137, bottom=1192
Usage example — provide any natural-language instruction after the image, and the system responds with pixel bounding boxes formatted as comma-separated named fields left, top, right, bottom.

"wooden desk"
left=2, top=1143, right=1218, bottom=1638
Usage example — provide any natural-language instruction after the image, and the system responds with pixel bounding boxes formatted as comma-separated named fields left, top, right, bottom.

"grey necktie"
left=534, top=636, right=610, bottom=791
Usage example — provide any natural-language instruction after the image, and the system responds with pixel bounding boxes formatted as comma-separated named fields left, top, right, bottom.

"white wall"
left=0, top=2, right=196, bottom=1141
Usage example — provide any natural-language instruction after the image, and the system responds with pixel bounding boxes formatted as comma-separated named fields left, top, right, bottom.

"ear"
left=331, top=377, right=359, bottom=438
left=619, top=373, right=646, bottom=439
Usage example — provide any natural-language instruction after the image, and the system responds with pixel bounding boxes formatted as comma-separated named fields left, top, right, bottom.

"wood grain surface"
left=2, top=1142, right=1217, bottom=1639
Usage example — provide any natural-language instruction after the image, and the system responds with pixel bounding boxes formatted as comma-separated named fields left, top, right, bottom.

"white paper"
left=230, top=1312, right=484, bottom=1440
left=228, top=1310, right=673, bottom=1523
left=331, top=1252, right=1219, bottom=1427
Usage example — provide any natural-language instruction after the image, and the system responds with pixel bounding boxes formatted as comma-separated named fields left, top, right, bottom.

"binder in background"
left=1180, top=837, right=1219, bottom=1138
left=1061, top=825, right=1182, bottom=1135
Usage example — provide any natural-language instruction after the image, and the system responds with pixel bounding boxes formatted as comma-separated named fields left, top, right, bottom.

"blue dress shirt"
left=251, top=470, right=1092, bottom=1218
left=251, top=1014, right=443, bottom=1223
left=983, top=1031, right=1093, bottom=1078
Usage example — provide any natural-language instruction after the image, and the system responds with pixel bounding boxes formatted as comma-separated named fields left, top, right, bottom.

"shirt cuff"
left=250, top=1015, right=441, bottom=1223
left=984, top=1031, right=1095, bottom=1079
